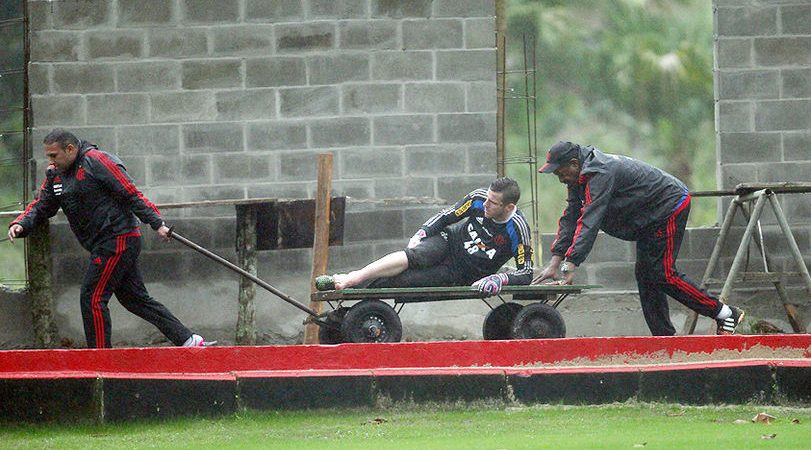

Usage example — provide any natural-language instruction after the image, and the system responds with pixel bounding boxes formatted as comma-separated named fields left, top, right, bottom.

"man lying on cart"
left=318, top=177, right=533, bottom=297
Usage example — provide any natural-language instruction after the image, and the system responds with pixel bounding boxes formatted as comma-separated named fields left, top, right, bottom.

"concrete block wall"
left=21, top=0, right=497, bottom=346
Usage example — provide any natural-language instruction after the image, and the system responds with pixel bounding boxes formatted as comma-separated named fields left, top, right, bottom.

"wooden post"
left=235, top=204, right=257, bottom=345
left=303, top=153, right=333, bottom=344
left=27, top=222, right=58, bottom=348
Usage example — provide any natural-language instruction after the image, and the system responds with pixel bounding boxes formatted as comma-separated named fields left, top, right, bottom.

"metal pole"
left=169, top=230, right=321, bottom=318
left=768, top=193, right=811, bottom=296
left=719, top=192, right=768, bottom=303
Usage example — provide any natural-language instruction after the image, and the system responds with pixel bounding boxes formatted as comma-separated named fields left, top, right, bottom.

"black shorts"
left=365, top=233, right=469, bottom=288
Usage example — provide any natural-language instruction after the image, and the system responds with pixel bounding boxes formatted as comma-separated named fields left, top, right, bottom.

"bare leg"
left=333, top=251, right=409, bottom=289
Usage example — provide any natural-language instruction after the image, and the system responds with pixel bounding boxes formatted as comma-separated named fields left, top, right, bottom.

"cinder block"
left=782, top=68, right=811, bottom=98
left=121, top=155, right=146, bottom=183
left=405, top=144, right=464, bottom=174
left=0, top=378, right=101, bottom=423
left=345, top=209, right=404, bottom=241
left=719, top=163, right=758, bottom=189
left=716, top=101, right=752, bottom=133
left=28, top=63, right=49, bottom=95
left=51, top=0, right=111, bottom=29
left=180, top=155, right=212, bottom=184
left=588, top=234, right=632, bottom=263
left=373, top=115, right=434, bottom=145
left=117, top=125, right=180, bottom=156
left=212, top=25, right=275, bottom=55
left=376, top=177, right=436, bottom=200
left=246, top=57, right=307, bottom=87
left=330, top=179, right=375, bottom=200
left=592, top=263, right=637, bottom=289
left=214, top=154, right=272, bottom=181
left=436, top=50, right=495, bottom=81
left=117, top=61, right=181, bottom=92
left=151, top=91, right=216, bottom=123
left=437, top=113, right=495, bottom=143
left=433, top=0, right=494, bottom=18
left=639, top=366, right=773, bottom=404
left=70, top=127, right=118, bottom=154
left=716, top=38, right=752, bottom=69
left=467, top=143, right=496, bottom=173
left=87, top=30, right=145, bottom=60
left=684, top=227, right=721, bottom=261
left=784, top=132, right=811, bottom=162
left=371, top=51, right=433, bottom=80
left=759, top=161, right=811, bottom=184
left=216, top=89, right=276, bottom=121
left=310, top=117, right=371, bottom=147
left=278, top=151, right=319, bottom=181
left=372, top=0, right=432, bottom=18
left=464, top=18, right=496, bottom=49
left=339, top=20, right=399, bottom=50
left=118, top=0, right=175, bottom=26
left=183, top=123, right=245, bottom=153
left=719, top=132, right=781, bottom=163
left=781, top=4, right=811, bottom=34
left=103, top=378, right=236, bottom=422
left=86, top=94, right=149, bottom=125
left=755, top=99, right=811, bottom=131
left=754, top=37, right=811, bottom=67
left=404, top=83, right=465, bottom=113
left=509, top=372, right=639, bottom=405
left=342, top=147, right=403, bottom=178
left=148, top=29, right=208, bottom=58
left=245, top=0, right=303, bottom=22
left=238, top=376, right=375, bottom=410
left=279, top=86, right=339, bottom=117
left=182, top=59, right=242, bottom=89
left=374, top=374, right=507, bottom=403
left=342, top=83, right=402, bottom=114
left=466, top=81, right=496, bottom=112
left=182, top=0, right=240, bottom=23
left=308, top=54, right=370, bottom=85
left=436, top=175, right=494, bottom=204
left=403, top=19, right=462, bottom=50
left=310, top=0, right=368, bottom=19
left=52, top=63, right=115, bottom=93
left=247, top=121, right=308, bottom=151
left=26, top=1, right=52, bottom=31
left=719, top=70, right=779, bottom=100
left=30, top=31, right=81, bottom=62
left=276, top=23, right=335, bottom=52
left=716, top=6, right=777, bottom=37
left=248, top=183, right=310, bottom=200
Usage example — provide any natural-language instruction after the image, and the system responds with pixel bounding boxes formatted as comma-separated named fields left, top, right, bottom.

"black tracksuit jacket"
left=13, top=141, right=163, bottom=252
left=552, top=146, right=688, bottom=266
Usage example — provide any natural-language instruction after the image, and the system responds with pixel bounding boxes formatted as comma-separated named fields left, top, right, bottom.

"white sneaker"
left=182, top=334, right=207, bottom=347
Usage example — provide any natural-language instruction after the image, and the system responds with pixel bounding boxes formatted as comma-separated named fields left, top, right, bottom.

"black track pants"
left=79, top=232, right=192, bottom=348
left=635, top=197, right=723, bottom=336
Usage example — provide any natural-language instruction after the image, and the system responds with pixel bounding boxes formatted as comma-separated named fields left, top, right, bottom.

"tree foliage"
left=505, top=0, right=717, bottom=236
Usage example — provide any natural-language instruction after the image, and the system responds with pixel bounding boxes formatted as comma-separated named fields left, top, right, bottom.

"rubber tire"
left=482, top=302, right=524, bottom=340
left=318, top=307, right=348, bottom=344
left=510, top=303, right=566, bottom=339
left=340, top=299, right=403, bottom=343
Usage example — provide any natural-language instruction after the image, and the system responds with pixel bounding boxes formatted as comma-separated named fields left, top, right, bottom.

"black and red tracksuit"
left=551, top=145, right=721, bottom=335
left=367, top=188, right=534, bottom=288
left=13, top=141, right=193, bottom=348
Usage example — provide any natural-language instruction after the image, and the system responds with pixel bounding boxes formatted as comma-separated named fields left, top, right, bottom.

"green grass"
left=2, top=403, right=810, bottom=449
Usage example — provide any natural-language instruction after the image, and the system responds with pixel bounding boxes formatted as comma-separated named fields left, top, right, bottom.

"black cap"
left=539, top=141, right=579, bottom=173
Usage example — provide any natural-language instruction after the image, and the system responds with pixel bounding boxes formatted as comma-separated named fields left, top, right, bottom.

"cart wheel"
left=318, top=307, right=348, bottom=344
left=341, top=299, right=403, bottom=343
left=510, top=303, right=566, bottom=339
left=482, top=302, right=523, bottom=340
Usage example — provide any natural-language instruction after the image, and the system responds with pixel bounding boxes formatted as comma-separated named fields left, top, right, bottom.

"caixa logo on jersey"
left=53, top=175, right=63, bottom=196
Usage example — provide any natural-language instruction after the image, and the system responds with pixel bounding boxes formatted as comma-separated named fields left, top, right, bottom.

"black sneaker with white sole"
left=717, top=305, right=745, bottom=335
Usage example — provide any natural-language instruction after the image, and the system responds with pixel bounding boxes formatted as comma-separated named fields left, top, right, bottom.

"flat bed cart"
left=311, top=285, right=600, bottom=344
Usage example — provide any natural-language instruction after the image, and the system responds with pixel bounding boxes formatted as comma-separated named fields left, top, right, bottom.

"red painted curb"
left=1, top=335, right=809, bottom=379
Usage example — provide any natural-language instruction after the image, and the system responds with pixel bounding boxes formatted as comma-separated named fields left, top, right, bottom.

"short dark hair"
left=489, top=177, right=520, bottom=205
left=43, top=128, right=80, bottom=150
